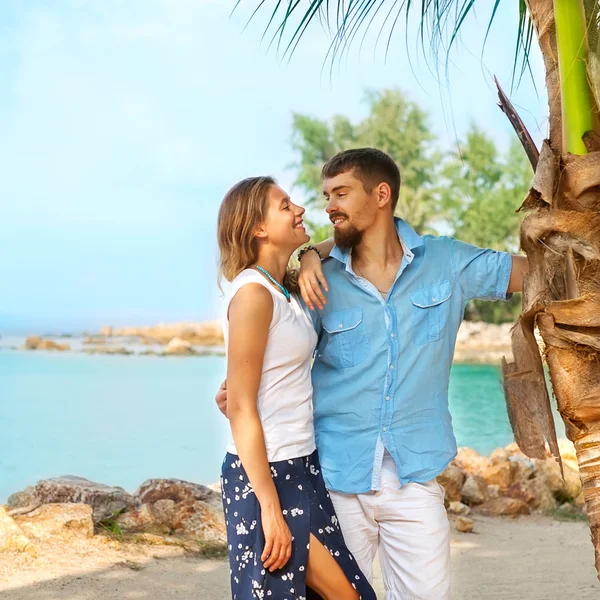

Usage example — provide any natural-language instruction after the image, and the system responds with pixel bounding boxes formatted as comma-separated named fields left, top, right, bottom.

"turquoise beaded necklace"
left=255, top=265, right=291, bottom=302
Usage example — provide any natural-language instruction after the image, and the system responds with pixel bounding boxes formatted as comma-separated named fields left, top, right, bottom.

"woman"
left=217, top=176, right=375, bottom=600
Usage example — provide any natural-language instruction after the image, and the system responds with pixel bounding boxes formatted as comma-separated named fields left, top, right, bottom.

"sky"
left=0, top=0, right=549, bottom=334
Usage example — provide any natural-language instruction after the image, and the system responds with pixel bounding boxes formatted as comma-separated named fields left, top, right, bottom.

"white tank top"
left=223, top=269, right=318, bottom=462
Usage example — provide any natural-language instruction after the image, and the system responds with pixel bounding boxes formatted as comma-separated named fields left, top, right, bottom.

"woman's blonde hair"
left=217, top=176, right=299, bottom=291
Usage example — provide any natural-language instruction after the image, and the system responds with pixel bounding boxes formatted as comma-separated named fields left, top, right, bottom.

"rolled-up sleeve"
left=448, top=237, right=512, bottom=302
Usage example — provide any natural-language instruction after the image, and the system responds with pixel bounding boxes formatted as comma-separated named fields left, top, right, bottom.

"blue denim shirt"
left=308, top=218, right=512, bottom=494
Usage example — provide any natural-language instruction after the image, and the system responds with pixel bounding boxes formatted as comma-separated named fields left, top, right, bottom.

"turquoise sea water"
left=0, top=351, right=560, bottom=503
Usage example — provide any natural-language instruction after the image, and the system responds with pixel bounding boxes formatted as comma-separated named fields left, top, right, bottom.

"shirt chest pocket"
left=319, top=308, right=369, bottom=369
left=410, top=281, right=452, bottom=346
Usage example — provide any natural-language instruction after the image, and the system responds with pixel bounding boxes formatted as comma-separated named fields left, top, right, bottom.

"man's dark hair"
left=321, top=148, right=401, bottom=212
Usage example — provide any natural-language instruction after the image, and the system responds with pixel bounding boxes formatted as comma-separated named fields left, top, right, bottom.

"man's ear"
left=376, top=182, right=392, bottom=209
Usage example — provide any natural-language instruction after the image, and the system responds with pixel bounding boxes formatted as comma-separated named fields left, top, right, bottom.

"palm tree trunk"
left=503, top=0, right=600, bottom=578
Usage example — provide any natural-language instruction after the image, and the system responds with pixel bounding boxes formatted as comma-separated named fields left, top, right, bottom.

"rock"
left=37, top=340, right=70, bottom=351
left=453, top=448, right=491, bottom=476
left=0, top=507, right=35, bottom=555
left=447, top=501, right=470, bottom=516
left=529, top=477, right=558, bottom=513
left=7, top=486, right=36, bottom=509
left=24, top=336, right=42, bottom=350
left=478, top=497, right=530, bottom=517
left=116, top=503, right=170, bottom=535
left=535, top=458, right=581, bottom=501
left=481, top=461, right=516, bottom=490
left=461, top=475, right=488, bottom=506
left=558, top=439, right=579, bottom=473
left=488, top=448, right=511, bottom=463
left=163, top=337, right=198, bottom=356
left=135, top=479, right=221, bottom=512
left=13, top=503, right=93, bottom=540
left=454, top=516, right=474, bottom=533
left=81, top=346, right=132, bottom=355
left=100, top=326, right=113, bottom=337
left=534, top=459, right=564, bottom=493
left=505, top=481, right=537, bottom=506
left=118, top=483, right=225, bottom=544
left=437, top=465, right=466, bottom=502
left=32, top=476, right=133, bottom=523
left=171, top=500, right=226, bottom=542
left=487, top=484, right=501, bottom=499
left=113, top=322, right=224, bottom=347
left=575, top=490, right=586, bottom=509
left=509, top=456, right=536, bottom=482
left=153, top=499, right=176, bottom=525
left=138, top=350, right=159, bottom=356
left=83, top=336, right=107, bottom=345
left=23, top=337, right=69, bottom=351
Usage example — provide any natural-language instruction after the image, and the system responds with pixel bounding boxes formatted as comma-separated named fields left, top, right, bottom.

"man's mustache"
left=329, top=212, right=349, bottom=223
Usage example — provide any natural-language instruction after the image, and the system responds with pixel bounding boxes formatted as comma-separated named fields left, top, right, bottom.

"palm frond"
left=234, top=1, right=535, bottom=87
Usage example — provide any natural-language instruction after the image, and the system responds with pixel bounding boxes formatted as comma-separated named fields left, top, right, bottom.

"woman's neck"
left=252, top=249, right=292, bottom=285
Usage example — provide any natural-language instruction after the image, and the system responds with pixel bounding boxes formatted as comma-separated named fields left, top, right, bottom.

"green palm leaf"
left=235, top=1, right=534, bottom=85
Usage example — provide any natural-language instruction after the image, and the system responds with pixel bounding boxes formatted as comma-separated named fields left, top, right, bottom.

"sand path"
left=1, top=515, right=598, bottom=599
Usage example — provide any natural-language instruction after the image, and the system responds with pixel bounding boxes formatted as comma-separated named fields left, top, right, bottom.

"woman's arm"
left=227, top=284, right=292, bottom=572
left=298, top=237, right=334, bottom=310
left=315, top=237, right=334, bottom=259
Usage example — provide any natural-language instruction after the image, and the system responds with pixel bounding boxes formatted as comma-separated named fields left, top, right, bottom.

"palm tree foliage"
left=235, top=1, right=535, bottom=84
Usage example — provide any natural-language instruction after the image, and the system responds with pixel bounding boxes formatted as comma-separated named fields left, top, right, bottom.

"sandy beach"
left=1, top=515, right=598, bottom=600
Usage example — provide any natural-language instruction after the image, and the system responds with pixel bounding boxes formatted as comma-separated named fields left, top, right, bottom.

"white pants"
left=329, top=453, right=451, bottom=600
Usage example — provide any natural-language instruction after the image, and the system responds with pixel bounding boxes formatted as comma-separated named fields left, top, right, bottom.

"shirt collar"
left=329, top=217, right=423, bottom=266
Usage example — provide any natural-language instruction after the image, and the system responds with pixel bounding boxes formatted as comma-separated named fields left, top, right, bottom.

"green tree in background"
left=440, top=126, right=530, bottom=323
left=441, top=126, right=529, bottom=254
left=291, top=89, right=439, bottom=240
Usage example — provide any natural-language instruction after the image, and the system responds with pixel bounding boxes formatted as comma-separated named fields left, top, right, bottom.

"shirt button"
left=385, top=395, right=390, bottom=401
left=391, top=333, right=395, bottom=338
left=389, top=364, right=394, bottom=370
left=432, top=297, right=436, bottom=301
left=382, top=427, right=387, bottom=432
left=338, top=324, right=343, bottom=328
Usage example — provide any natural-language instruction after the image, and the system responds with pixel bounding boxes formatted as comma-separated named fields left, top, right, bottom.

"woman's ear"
left=254, top=224, right=268, bottom=240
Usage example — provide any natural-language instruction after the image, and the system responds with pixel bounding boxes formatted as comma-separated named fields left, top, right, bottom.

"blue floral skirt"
left=221, top=450, right=376, bottom=600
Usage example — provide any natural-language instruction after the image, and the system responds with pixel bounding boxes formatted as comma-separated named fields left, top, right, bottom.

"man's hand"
left=216, top=379, right=228, bottom=417
left=508, top=255, right=529, bottom=294
left=298, top=249, right=329, bottom=311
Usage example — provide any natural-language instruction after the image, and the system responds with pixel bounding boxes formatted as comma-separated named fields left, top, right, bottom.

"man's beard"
left=334, top=223, right=363, bottom=249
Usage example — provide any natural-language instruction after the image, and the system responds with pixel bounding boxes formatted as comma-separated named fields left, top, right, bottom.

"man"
left=217, top=147, right=527, bottom=599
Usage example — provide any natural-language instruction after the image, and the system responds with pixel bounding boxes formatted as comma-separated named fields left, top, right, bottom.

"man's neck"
left=352, top=218, right=403, bottom=271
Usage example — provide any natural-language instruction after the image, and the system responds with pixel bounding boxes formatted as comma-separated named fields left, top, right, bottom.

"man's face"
left=322, top=170, right=377, bottom=249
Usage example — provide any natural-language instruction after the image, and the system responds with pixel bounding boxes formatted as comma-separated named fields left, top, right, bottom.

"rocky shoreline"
left=4, top=321, right=226, bottom=358
left=0, top=439, right=587, bottom=563
left=1, top=476, right=227, bottom=559
left=5, top=320, right=524, bottom=363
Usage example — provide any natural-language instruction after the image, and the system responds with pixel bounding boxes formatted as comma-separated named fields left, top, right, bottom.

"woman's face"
left=260, top=184, right=309, bottom=250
